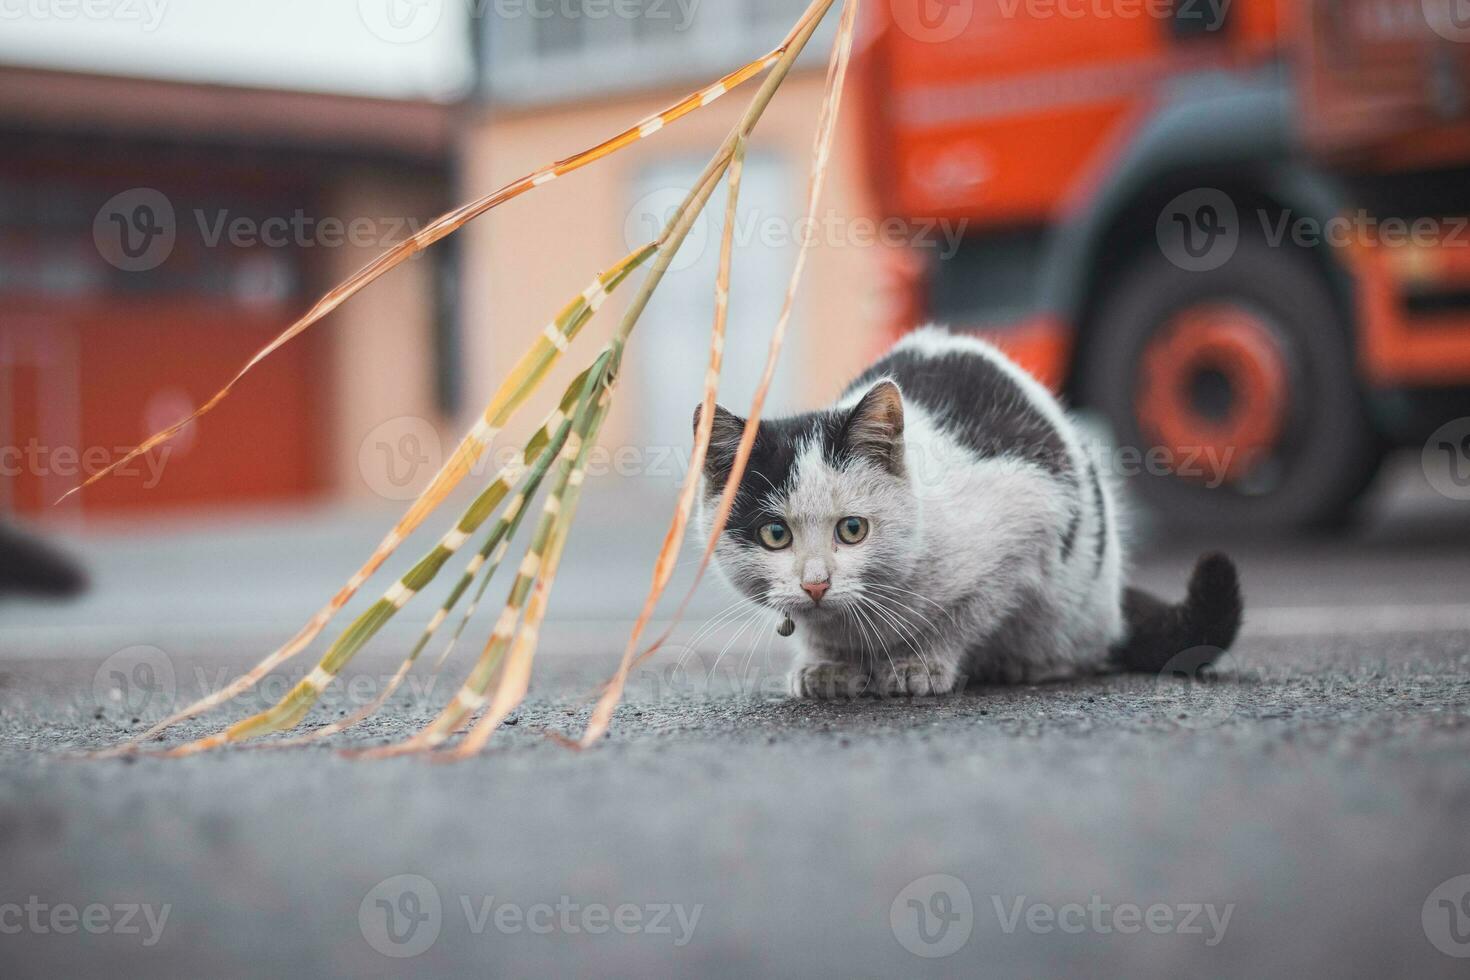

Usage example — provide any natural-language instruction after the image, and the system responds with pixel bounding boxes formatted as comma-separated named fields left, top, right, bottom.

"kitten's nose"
left=801, top=581, right=829, bottom=603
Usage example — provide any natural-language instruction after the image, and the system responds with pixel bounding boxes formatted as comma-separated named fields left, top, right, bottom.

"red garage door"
left=0, top=159, right=324, bottom=520
left=2, top=298, right=321, bottom=517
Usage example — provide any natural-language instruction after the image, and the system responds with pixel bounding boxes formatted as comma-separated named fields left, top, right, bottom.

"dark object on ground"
left=0, top=523, right=86, bottom=598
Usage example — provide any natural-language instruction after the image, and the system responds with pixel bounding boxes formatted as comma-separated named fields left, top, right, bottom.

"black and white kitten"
left=695, top=326, right=1241, bottom=698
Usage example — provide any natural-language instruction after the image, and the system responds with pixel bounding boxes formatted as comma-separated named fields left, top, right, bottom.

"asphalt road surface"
left=2, top=460, right=1470, bottom=978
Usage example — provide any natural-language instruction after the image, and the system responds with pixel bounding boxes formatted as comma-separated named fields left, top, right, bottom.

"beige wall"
left=324, top=171, right=450, bottom=500
left=457, top=71, right=899, bottom=457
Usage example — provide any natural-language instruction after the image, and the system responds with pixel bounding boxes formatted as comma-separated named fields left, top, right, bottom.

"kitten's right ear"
left=692, top=403, right=746, bottom=485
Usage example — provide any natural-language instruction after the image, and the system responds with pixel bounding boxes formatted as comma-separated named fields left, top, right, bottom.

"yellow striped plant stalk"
left=81, top=0, right=856, bottom=759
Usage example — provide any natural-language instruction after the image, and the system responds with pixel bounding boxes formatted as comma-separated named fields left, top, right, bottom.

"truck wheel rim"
left=1134, top=303, right=1289, bottom=488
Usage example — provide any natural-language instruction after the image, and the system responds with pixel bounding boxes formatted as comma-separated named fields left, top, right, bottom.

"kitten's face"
left=695, top=381, right=918, bottom=622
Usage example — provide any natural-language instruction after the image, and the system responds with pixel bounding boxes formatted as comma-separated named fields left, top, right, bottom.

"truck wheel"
left=1078, top=238, right=1381, bottom=530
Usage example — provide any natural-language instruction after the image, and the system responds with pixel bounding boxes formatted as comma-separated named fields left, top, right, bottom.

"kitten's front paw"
left=790, top=662, right=871, bottom=699
left=871, top=659, right=962, bottom=697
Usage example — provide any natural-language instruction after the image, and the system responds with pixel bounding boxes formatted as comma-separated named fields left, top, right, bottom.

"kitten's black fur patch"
left=1109, top=553, right=1242, bottom=673
left=847, top=346, right=1074, bottom=482
left=1061, top=459, right=1105, bottom=563
left=695, top=404, right=843, bottom=546
left=696, top=385, right=910, bottom=547
left=1089, top=461, right=1108, bottom=573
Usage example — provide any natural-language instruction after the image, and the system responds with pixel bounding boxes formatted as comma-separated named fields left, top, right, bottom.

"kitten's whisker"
left=850, top=600, right=900, bottom=687
left=679, top=595, right=768, bottom=671
left=844, top=601, right=872, bottom=653
left=860, top=594, right=933, bottom=677
left=708, top=607, right=766, bottom=683
left=680, top=600, right=753, bottom=655
left=862, top=581, right=954, bottom=624
left=858, top=605, right=899, bottom=690
left=681, top=604, right=762, bottom=670
left=688, top=588, right=774, bottom=634
left=741, top=612, right=775, bottom=687
left=861, top=597, right=922, bottom=659
left=865, top=591, right=939, bottom=643
left=842, top=605, right=877, bottom=695
left=745, top=468, right=780, bottom=498
left=862, top=581, right=956, bottom=626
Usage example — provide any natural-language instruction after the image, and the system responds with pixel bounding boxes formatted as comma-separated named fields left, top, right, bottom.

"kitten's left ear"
left=845, top=380, right=905, bottom=475
left=693, top=402, right=746, bottom=486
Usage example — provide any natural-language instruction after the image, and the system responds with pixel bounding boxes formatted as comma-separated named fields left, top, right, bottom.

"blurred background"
left=2, top=0, right=1469, bottom=636
left=5, top=6, right=1470, bottom=977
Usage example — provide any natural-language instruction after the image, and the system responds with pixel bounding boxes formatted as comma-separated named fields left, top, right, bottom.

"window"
left=484, top=0, right=830, bottom=105
left=627, top=154, right=803, bottom=456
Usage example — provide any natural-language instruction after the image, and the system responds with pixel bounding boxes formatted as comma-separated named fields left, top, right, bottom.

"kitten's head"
left=693, top=380, right=917, bottom=622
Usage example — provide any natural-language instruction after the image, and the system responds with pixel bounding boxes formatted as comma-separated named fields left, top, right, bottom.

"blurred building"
left=0, top=5, right=470, bottom=520
left=1, top=1, right=898, bottom=523
left=465, top=2, right=895, bottom=460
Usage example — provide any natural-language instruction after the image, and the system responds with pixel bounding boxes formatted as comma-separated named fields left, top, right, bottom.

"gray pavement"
left=2, top=455, right=1470, bottom=978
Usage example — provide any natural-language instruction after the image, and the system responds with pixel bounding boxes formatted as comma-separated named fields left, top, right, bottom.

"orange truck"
left=856, top=0, right=1470, bottom=527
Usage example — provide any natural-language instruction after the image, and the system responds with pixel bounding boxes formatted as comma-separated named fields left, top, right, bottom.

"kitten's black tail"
left=1110, top=552, right=1242, bottom=674
left=0, top=523, right=87, bottom=599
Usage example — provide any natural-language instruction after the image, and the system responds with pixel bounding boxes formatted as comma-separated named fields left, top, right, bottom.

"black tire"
left=1078, top=237, right=1382, bottom=531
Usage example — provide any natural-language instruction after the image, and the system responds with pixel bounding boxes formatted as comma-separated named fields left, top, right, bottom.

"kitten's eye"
left=758, top=521, right=792, bottom=550
left=835, top=516, right=869, bottom=545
